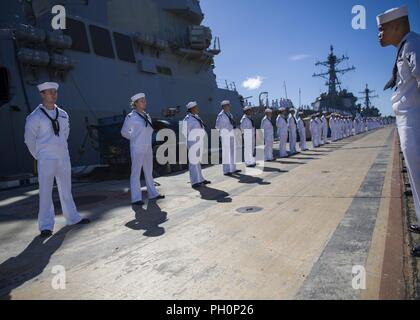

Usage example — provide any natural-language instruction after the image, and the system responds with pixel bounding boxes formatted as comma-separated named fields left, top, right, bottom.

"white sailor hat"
left=279, top=107, right=286, bottom=112
left=265, top=108, right=273, bottom=113
left=131, top=93, right=146, bottom=103
left=221, top=100, right=230, bottom=107
left=289, top=108, right=296, bottom=112
left=377, top=6, right=408, bottom=26
left=243, top=105, right=253, bottom=112
left=187, top=101, right=198, bottom=110
left=37, top=82, right=59, bottom=92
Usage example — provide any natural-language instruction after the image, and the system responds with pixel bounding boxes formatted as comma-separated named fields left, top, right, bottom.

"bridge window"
left=63, top=18, right=90, bottom=53
left=113, top=32, right=135, bottom=63
left=89, top=25, right=115, bottom=59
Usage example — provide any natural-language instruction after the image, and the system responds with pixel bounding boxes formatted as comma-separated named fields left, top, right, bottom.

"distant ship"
left=0, top=0, right=246, bottom=177
left=311, top=45, right=358, bottom=115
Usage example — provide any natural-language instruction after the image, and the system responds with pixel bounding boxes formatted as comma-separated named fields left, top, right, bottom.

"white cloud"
left=289, top=54, right=311, bottom=61
left=242, top=76, right=264, bottom=90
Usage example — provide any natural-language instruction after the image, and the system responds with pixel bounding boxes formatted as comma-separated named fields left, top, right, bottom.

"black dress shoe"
left=246, top=164, right=257, bottom=168
left=409, top=224, right=420, bottom=234
left=132, top=200, right=145, bottom=206
left=76, top=218, right=90, bottom=225
left=234, top=170, right=242, bottom=174
left=411, top=245, right=420, bottom=258
left=40, top=230, right=53, bottom=238
left=202, top=180, right=211, bottom=185
left=152, top=195, right=165, bottom=200
left=192, top=183, right=201, bottom=189
left=224, top=173, right=233, bottom=176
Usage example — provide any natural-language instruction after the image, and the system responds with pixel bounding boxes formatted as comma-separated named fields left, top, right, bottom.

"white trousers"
left=278, top=129, right=288, bottom=157
left=397, top=114, right=420, bottom=223
left=299, top=128, right=307, bottom=151
left=243, top=130, right=256, bottom=166
left=322, top=126, right=328, bottom=143
left=221, top=133, right=237, bottom=174
left=130, top=149, right=159, bottom=202
left=37, top=158, right=82, bottom=231
left=311, top=131, right=319, bottom=147
left=188, top=142, right=205, bottom=185
left=289, top=128, right=297, bottom=154
left=264, top=137, right=274, bottom=161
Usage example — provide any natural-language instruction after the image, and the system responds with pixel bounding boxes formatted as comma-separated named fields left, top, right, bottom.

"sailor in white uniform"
left=310, top=114, right=319, bottom=148
left=240, top=105, right=256, bottom=167
left=24, top=82, right=90, bottom=237
left=121, top=93, right=165, bottom=206
left=377, top=6, right=420, bottom=257
left=330, top=114, right=336, bottom=141
left=297, top=112, right=308, bottom=151
left=261, top=109, right=274, bottom=161
left=353, top=117, right=359, bottom=135
left=288, top=108, right=298, bottom=154
left=183, top=101, right=211, bottom=188
left=315, top=114, right=322, bottom=146
left=215, top=100, right=241, bottom=176
left=276, top=107, right=288, bottom=157
left=320, top=111, right=328, bottom=144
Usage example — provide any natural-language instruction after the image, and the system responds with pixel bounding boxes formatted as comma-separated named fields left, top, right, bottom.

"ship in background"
left=311, top=46, right=359, bottom=115
left=0, top=0, right=245, bottom=178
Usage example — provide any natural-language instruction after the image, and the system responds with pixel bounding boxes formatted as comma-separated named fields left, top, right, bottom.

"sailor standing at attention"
left=240, top=105, right=256, bottom=167
left=320, top=111, right=328, bottom=144
left=24, top=82, right=90, bottom=238
left=121, top=93, right=165, bottom=206
left=261, top=108, right=274, bottom=161
left=330, top=114, right=336, bottom=142
left=310, top=114, right=319, bottom=148
left=276, top=107, right=289, bottom=158
left=377, top=6, right=420, bottom=257
left=315, top=114, right=323, bottom=146
left=215, top=100, right=241, bottom=176
left=297, top=112, right=308, bottom=151
left=287, top=108, right=298, bottom=154
left=183, top=101, right=212, bottom=188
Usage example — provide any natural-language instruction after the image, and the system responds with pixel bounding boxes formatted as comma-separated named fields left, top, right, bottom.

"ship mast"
left=313, top=45, right=355, bottom=96
left=358, top=84, right=378, bottom=109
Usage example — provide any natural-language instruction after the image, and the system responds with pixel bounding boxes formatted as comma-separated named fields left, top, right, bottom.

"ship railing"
left=217, top=79, right=238, bottom=92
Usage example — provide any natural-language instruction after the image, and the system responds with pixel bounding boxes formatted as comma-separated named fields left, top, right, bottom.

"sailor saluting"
left=215, top=100, right=241, bottom=176
left=377, top=6, right=420, bottom=257
left=183, top=101, right=211, bottom=188
left=121, top=93, right=165, bottom=206
left=24, top=82, right=90, bottom=238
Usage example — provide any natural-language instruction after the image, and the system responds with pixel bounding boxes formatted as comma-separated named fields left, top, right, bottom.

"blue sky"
left=201, top=0, right=420, bottom=116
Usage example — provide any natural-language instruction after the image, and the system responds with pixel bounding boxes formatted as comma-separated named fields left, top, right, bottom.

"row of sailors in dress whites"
left=261, top=108, right=309, bottom=161
left=24, top=83, right=387, bottom=237
left=262, top=109, right=387, bottom=160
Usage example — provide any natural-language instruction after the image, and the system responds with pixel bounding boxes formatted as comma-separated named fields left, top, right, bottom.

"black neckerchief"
left=384, top=39, right=407, bottom=91
left=40, top=106, right=60, bottom=136
left=290, top=115, right=297, bottom=126
left=135, top=111, right=154, bottom=129
left=189, top=112, right=205, bottom=128
left=224, top=111, right=236, bottom=128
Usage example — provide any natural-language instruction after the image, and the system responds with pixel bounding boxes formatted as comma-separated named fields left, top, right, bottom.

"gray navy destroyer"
left=0, top=0, right=245, bottom=178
